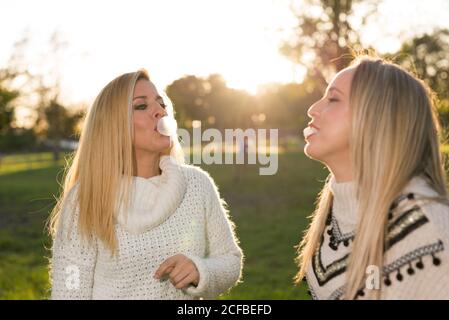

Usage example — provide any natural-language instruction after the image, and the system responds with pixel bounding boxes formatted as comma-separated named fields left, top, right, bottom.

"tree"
left=280, top=0, right=376, bottom=88
left=0, top=85, right=18, bottom=135
left=0, top=35, right=31, bottom=151
left=256, top=79, right=322, bottom=130
left=204, top=74, right=253, bottom=130
left=392, top=29, right=449, bottom=129
left=45, top=100, right=66, bottom=158
left=394, top=29, right=449, bottom=100
left=166, top=75, right=210, bottom=127
left=40, top=98, right=83, bottom=161
left=166, top=74, right=255, bottom=130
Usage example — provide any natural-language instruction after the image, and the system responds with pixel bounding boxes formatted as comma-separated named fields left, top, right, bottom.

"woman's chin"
left=136, top=135, right=171, bottom=154
left=157, top=136, right=171, bottom=150
left=304, top=142, right=321, bottom=160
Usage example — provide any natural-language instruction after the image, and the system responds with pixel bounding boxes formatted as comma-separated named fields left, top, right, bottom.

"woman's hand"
left=154, top=254, right=200, bottom=289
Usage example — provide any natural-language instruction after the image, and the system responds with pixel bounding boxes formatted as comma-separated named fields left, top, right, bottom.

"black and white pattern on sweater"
left=311, top=193, right=434, bottom=288
left=327, top=210, right=355, bottom=251
left=388, top=192, right=415, bottom=215
left=383, top=240, right=444, bottom=286
left=312, top=233, right=349, bottom=286
left=304, top=277, right=319, bottom=299
left=326, top=240, right=444, bottom=300
left=328, top=286, right=346, bottom=300
left=386, top=205, right=429, bottom=250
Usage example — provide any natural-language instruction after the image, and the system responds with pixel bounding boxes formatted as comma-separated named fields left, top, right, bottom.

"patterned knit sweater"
left=306, top=175, right=449, bottom=299
left=50, top=156, right=243, bottom=299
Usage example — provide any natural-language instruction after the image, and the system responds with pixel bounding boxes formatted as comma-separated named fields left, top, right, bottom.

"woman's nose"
left=153, top=104, right=167, bottom=119
left=307, top=100, right=321, bottom=118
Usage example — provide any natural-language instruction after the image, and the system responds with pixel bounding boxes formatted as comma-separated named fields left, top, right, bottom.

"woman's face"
left=132, top=79, right=170, bottom=153
left=303, top=67, right=354, bottom=165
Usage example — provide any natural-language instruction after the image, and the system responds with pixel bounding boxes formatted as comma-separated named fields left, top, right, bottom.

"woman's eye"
left=134, top=104, right=147, bottom=110
left=160, top=102, right=167, bottom=109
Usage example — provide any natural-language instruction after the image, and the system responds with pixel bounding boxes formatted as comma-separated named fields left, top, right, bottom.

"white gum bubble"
left=157, top=116, right=178, bottom=137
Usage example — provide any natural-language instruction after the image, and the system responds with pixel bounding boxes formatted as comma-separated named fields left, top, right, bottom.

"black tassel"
left=416, top=258, right=424, bottom=270
left=329, top=242, right=339, bottom=251
left=384, top=275, right=392, bottom=286
left=432, top=253, right=441, bottom=266
left=343, top=239, right=350, bottom=247
left=389, top=201, right=398, bottom=211
left=406, top=263, right=415, bottom=275
left=396, top=269, right=403, bottom=281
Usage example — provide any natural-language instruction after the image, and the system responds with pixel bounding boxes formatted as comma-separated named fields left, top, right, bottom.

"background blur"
left=1, top=0, right=449, bottom=299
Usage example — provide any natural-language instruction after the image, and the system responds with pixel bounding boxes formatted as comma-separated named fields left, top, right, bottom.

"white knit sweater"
left=50, top=156, right=243, bottom=300
left=306, top=175, right=449, bottom=299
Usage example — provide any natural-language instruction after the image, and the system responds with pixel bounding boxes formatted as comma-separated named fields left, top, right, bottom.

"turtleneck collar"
left=329, top=175, right=359, bottom=232
left=328, top=174, right=439, bottom=234
left=402, top=175, right=437, bottom=198
left=116, top=155, right=187, bottom=234
left=133, top=173, right=161, bottom=185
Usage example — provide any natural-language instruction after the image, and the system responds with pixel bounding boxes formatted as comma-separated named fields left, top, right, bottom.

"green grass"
left=0, top=151, right=327, bottom=300
left=0, top=164, right=65, bottom=299
left=0, top=152, right=68, bottom=175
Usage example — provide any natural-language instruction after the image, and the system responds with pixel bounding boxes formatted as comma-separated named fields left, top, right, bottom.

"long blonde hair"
left=47, top=69, right=184, bottom=255
left=295, top=56, right=448, bottom=299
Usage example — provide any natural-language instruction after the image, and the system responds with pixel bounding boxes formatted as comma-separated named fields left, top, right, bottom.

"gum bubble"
left=157, top=116, right=178, bottom=136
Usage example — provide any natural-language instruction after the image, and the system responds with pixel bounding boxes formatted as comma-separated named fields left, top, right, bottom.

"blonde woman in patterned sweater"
left=298, top=56, right=449, bottom=299
left=48, top=69, right=243, bottom=299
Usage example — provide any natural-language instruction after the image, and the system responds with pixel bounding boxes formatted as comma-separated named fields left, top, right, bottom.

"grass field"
left=0, top=151, right=328, bottom=299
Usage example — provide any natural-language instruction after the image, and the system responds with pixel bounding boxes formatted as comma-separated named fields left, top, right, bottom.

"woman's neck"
left=329, top=175, right=359, bottom=231
left=331, top=170, right=353, bottom=183
left=327, top=157, right=354, bottom=183
left=134, top=150, right=161, bottom=179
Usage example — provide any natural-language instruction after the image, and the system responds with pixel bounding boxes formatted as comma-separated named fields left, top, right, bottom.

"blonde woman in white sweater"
left=298, top=56, right=449, bottom=299
left=48, top=69, right=243, bottom=299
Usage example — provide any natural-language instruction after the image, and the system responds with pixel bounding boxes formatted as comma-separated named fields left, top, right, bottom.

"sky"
left=1, top=0, right=449, bottom=126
